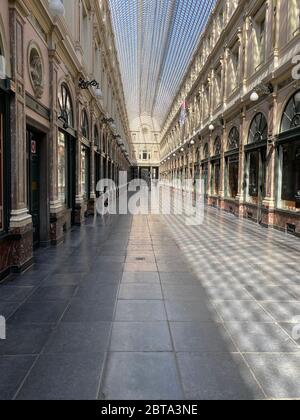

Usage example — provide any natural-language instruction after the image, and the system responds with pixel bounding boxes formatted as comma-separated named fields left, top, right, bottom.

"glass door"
left=68, top=137, right=76, bottom=225
left=201, top=162, right=208, bottom=200
left=247, top=147, right=266, bottom=223
left=27, top=130, right=40, bottom=248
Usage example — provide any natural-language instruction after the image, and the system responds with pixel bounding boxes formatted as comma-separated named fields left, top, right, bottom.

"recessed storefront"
left=277, top=91, right=300, bottom=213
left=211, top=137, right=221, bottom=197
left=57, top=84, right=77, bottom=227
left=225, top=127, right=239, bottom=202
left=245, top=113, right=268, bottom=222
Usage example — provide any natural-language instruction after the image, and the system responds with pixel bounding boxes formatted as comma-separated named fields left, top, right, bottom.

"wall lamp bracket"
left=254, top=83, right=274, bottom=96
left=79, top=78, right=98, bottom=90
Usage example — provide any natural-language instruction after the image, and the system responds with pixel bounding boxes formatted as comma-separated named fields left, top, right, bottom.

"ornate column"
left=236, top=108, right=246, bottom=217
left=219, top=123, right=226, bottom=209
left=88, top=104, right=96, bottom=215
left=74, top=91, right=84, bottom=225
left=262, top=89, right=278, bottom=226
left=8, top=2, right=33, bottom=271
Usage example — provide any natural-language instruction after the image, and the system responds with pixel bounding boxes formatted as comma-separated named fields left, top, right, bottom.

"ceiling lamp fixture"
left=190, top=139, right=195, bottom=145
left=209, top=123, right=215, bottom=132
left=250, top=83, right=273, bottom=102
left=95, top=86, right=103, bottom=99
left=48, top=0, right=65, bottom=16
left=250, top=91, right=259, bottom=102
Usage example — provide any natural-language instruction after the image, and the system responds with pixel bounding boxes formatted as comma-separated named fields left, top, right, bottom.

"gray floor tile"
left=245, top=285, right=299, bottom=302
left=245, top=354, right=300, bottom=399
left=16, top=353, right=105, bottom=400
left=158, top=263, right=191, bottom=273
left=205, top=286, right=252, bottom=301
left=90, top=262, right=124, bottom=273
left=0, top=286, right=35, bottom=302
left=170, top=322, right=236, bottom=352
left=118, top=284, right=163, bottom=300
left=224, top=322, right=299, bottom=353
left=159, top=272, right=200, bottom=285
left=0, top=325, right=53, bottom=355
left=83, top=272, right=122, bottom=284
left=0, top=355, right=36, bottom=400
left=41, top=273, right=84, bottom=286
left=75, top=284, right=119, bottom=302
left=122, top=272, right=160, bottom=284
left=115, top=300, right=167, bottom=321
left=102, top=352, right=183, bottom=400
left=177, top=352, right=264, bottom=400
left=110, top=322, right=172, bottom=351
left=43, top=322, right=111, bottom=354
left=62, top=298, right=115, bottom=322
left=213, top=300, right=273, bottom=322
left=162, top=284, right=206, bottom=302
left=124, top=263, right=158, bottom=272
left=0, top=301, right=22, bottom=319
left=8, top=301, right=70, bottom=325
left=261, top=302, right=300, bottom=322
left=165, top=300, right=221, bottom=322
left=28, top=286, right=77, bottom=302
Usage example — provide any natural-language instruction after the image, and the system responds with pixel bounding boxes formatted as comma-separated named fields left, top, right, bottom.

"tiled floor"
left=0, top=206, right=300, bottom=400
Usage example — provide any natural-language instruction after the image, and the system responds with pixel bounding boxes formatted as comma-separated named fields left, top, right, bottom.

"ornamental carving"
left=28, top=43, right=44, bottom=99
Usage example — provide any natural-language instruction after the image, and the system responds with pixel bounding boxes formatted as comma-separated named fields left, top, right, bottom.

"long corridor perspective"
left=1, top=0, right=300, bottom=403
left=1, top=207, right=300, bottom=400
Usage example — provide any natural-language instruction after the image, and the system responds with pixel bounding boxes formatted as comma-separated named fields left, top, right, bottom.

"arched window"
left=248, top=113, right=268, bottom=144
left=58, top=84, right=74, bottom=129
left=281, top=90, right=300, bottom=133
left=81, top=110, right=89, bottom=139
left=203, top=143, right=209, bottom=159
left=94, top=125, right=100, bottom=148
left=228, top=127, right=239, bottom=150
left=214, top=136, right=221, bottom=155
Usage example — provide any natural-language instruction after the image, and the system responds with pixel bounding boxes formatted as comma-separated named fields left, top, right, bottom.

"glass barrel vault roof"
left=109, top=0, right=216, bottom=128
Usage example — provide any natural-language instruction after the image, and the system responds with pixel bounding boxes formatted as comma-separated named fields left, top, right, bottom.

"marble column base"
left=0, top=220, right=34, bottom=279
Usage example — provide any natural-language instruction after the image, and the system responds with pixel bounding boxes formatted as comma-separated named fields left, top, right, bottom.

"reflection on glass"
left=58, top=132, right=67, bottom=204
left=212, top=161, right=220, bottom=195
left=280, top=141, right=300, bottom=210
left=226, top=155, right=239, bottom=199
left=81, top=145, right=89, bottom=200
left=249, top=151, right=259, bottom=197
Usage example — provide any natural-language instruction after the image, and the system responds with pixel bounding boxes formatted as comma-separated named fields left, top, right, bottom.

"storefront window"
left=228, top=127, right=239, bottom=150
left=81, top=145, right=90, bottom=200
left=278, top=141, right=300, bottom=211
left=81, top=111, right=89, bottom=139
left=278, top=91, right=300, bottom=211
left=201, top=163, right=209, bottom=195
left=58, top=132, right=67, bottom=204
left=248, top=113, right=268, bottom=144
left=281, top=91, right=300, bottom=132
left=212, top=161, right=220, bottom=195
left=94, top=125, right=100, bottom=149
left=226, top=156, right=239, bottom=199
left=58, top=84, right=74, bottom=129
left=248, top=151, right=259, bottom=197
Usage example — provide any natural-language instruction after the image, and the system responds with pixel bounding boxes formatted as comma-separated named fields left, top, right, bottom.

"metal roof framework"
left=109, top=0, right=215, bottom=129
